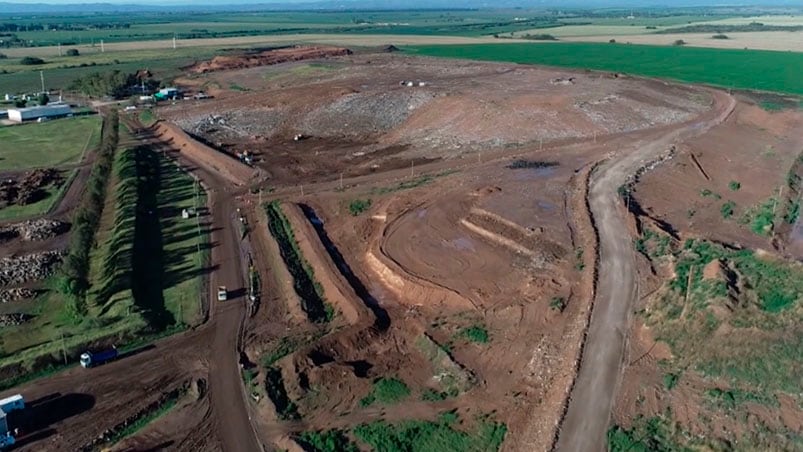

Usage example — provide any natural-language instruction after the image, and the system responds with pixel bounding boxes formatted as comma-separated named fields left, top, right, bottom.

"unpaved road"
left=555, top=90, right=735, bottom=452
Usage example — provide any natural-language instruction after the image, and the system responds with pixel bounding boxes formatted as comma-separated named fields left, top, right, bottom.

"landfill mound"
left=189, top=45, right=353, bottom=74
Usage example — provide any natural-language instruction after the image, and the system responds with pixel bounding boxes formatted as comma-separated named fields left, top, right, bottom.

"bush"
left=20, top=56, right=45, bottom=65
left=459, top=325, right=489, bottom=344
left=66, top=48, right=80, bottom=56
left=348, top=198, right=372, bottom=216
left=673, top=40, right=686, bottom=46
left=549, top=297, right=567, bottom=312
left=609, top=39, right=617, bottom=43
left=728, top=181, right=741, bottom=191
left=0, top=53, right=6, bottom=59
left=712, top=34, right=730, bottom=39
left=297, top=430, right=357, bottom=452
left=523, top=33, right=558, bottom=41
left=37, top=92, right=49, bottom=106
left=720, top=201, right=735, bottom=218
left=360, top=377, right=410, bottom=407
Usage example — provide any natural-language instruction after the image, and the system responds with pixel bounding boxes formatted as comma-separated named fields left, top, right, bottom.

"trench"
left=299, top=204, right=391, bottom=330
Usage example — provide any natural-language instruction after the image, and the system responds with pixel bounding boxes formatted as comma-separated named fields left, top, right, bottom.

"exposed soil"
left=3, top=51, right=800, bottom=452
left=189, top=45, right=353, bottom=74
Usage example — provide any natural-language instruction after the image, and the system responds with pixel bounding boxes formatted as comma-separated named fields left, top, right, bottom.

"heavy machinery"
left=80, top=347, right=118, bottom=368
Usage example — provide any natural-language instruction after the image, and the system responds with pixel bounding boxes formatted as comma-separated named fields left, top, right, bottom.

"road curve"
left=555, top=90, right=735, bottom=452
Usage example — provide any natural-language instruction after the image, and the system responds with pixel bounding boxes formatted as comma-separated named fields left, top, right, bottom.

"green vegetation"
left=549, top=296, right=567, bottom=312
left=354, top=411, right=507, bottom=452
left=0, top=170, right=74, bottom=221
left=700, top=189, right=720, bottom=199
left=65, top=48, right=80, bottom=57
left=520, top=33, right=558, bottom=41
left=652, top=239, right=803, bottom=396
left=360, top=377, right=411, bottom=407
left=265, top=366, right=300, bottom=420
left=19, top=56, right=45, bottom=65
left=634, top=228, right=673, bottom=258
left=372, top=171, right=456, bottom=195
left=705, top=387, right=778, bottom=410
left=457, top=325, right=490, bottom=344
left=421, top=388, right=457, bottom=402
left=607, top=416, right=680, bottom=452
left=416, top=335, right=475, bottom=397
left=0, top=116, right=101, bottom=172
left=260, top=331, right=325, bottom=367
left=408, top=43, right=803, bottom=95
left=297, top=430, right=357, bottom=452
left=728, top=180, right=741, bottom=191
left=265, top=201, right=334, bottom=323
left=228, top=83, right=248, bottom=92
left=348, top=198, right=372, bottom=216
left=720, top=201, right=735, bottom=219
left=138, top=109, right=155, bottom=126
left=740, top=197, right=776, bottom=236
left=69, top=70, right=157, bottom=98
left=711, top=33, right=730, bottom=39
left=662, top=372, right=680, bottom=390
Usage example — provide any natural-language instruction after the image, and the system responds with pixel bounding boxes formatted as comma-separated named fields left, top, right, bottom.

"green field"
left=407, top=42, right=803, bottom=95
left=0, top=132, right=209, bottom=372
left=0, top=116, right=101, bottom=172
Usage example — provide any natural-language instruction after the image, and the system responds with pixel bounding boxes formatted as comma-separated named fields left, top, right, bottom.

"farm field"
left=408, top=42, right=803, bottom=94
left=0, top=116, right=101, bottom=172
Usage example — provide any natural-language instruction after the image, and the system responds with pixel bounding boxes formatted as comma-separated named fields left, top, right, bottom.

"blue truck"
left=80, top=347, right=118, bottom=368
left=0, top=394, right=24, bottom=449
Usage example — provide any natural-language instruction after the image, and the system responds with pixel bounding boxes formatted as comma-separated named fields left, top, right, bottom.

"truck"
left=217, top=286, right=228, bottom=301
left=80, top=347, right=118, bottom=368
left=0, top=394, right=24, bottom=450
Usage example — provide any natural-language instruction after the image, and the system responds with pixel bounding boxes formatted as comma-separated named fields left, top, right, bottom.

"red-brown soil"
left=189, top=45, right=353, bottom=74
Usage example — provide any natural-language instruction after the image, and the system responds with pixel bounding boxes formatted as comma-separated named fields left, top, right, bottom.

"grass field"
left=407, top=42, right=803, bottom=95
left=0, top=116, right=101, bottom=172
left=0, top=135, right=209, bottom=371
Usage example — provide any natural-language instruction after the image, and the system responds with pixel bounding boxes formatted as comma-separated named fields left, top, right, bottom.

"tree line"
left=68, top=70, right=158, bottom=99
left=59, top=110, right=119, bottom=318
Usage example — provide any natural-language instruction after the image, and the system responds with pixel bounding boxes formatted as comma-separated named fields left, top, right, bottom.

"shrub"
left=609, top=39, right=616, bottom=43
left=720, top=201, right=735, bottom=218
left=728, top=181, right=741, bottom=191
left=712, top=34, right=730, bottom=39
left=459, top=325, right=489, bottom=344
left=523, top=33, right=558, bottom=41
left=20, top=56, right=45, bottom=65
left=297, top=430, right=357, bottom=452
left=0, top=52, right=6, bottom=59
left=66, top=48, right=80, bottom=56
left=348, top=198, right=372, bottom=216
left=37, top=92, right=49, bottom=106
left=673, top=40, right=686, bottom=46
left=360, top=377, right=410, bottom=407
left=549, top=297, right=567, bottom=312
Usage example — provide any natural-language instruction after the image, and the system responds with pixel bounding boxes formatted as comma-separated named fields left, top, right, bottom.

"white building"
left=7, top=104, right=72, bottom=123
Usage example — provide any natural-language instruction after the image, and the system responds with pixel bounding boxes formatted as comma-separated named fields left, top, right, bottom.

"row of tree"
left=68, top=70, right=158, bottom=99
left=59, top=110, right=119, bottom=318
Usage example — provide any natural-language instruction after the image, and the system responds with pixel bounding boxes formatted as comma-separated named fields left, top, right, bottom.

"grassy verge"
left=0, top=116, right=101, bottom=172
left=265, top=366, right=300, bottom=420
left=407, top=43, right=803, bottom=95
left=354, top=411, right=507, bottom=452
left=264, top=201, right=333, bottom=323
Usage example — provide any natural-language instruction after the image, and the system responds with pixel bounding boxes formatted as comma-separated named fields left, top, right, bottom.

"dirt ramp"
left=153, top=121, right=255, bottom=186
left=189, top=45, right=352, bottom=74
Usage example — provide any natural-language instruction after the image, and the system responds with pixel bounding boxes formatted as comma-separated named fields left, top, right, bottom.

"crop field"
left=0, top=116, right=101, bottom=172
left=408, top=42, right=803, bottom=94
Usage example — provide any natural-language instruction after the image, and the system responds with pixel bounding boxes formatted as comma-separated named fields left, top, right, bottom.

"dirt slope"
left=555, top=90, right=736, bottom=451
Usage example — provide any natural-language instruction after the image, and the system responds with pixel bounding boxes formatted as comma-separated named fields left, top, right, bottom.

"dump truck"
left=80, top=347, right=118, bottom=368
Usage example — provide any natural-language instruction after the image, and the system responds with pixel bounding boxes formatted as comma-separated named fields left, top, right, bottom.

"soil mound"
left=189, top=46, right=353, bottom=74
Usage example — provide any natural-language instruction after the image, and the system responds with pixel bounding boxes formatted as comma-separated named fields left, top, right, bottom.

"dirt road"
left=555, top=90, right=735, bottom=452
left=140, top=122, right=264, bottom=452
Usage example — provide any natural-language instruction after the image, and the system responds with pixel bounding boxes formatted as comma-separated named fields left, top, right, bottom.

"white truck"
left=217, top=286, right=228, bottom=301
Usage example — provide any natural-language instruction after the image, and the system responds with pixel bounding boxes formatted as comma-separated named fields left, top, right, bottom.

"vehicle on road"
left=80, top=347, right=118, bottom=368
left=0, top=394, right=24, bottom=450
left=218, top=286, right=228, bottom=301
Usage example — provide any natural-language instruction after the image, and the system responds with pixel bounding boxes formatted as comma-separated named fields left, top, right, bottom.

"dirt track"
left=555, top=90, right=736, bottom=451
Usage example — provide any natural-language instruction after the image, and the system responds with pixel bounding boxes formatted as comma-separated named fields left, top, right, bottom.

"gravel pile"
left=0, top=251, right=63, bottom=287
left=300, top=90, right=435, bottom=137
left=0, top=219, right=69, bottom=242
left=0, top=313, right=32, bottom=327
left=0, top=288, right=38, bottom=303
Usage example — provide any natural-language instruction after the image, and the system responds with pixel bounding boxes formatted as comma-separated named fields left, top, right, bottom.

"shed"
left=7, top=104, right=72, bottom=123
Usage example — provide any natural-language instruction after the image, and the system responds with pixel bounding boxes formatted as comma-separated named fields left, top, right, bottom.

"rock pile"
left=0, top=288, right=38, bottom=303
left=0, top=219, right=69, bottom=242
left=0, top=169, right=64, bottom=208
left=0, top=313, right=32, bottom=327
left=0, top=251, right=63, bottom=287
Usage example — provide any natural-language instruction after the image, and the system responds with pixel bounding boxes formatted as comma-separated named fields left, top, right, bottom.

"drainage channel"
left=299, top=204, right=391, bottom=330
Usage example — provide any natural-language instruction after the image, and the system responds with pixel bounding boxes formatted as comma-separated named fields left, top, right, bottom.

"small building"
left=7, top=104, right=72, bottom=123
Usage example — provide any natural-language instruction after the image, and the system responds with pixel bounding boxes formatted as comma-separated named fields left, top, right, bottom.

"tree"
left=673, top=39, right=686, bottom=46
left=0, top=52, right=7, bottom=59
left=14, top=99, right=26, bottom=108
left=66, top=48, right=80, bottom=56
left=38, top=92, right=49, bottom=106
left=20, top=56, right=45, bottom=65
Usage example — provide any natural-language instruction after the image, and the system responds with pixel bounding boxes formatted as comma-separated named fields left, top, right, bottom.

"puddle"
left=449, top=236, right=476, bottom=252
left=537, top=200, right=556, bottom=211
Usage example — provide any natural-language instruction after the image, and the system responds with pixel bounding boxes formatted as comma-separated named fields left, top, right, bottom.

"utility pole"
left=301, top=184, right=304, bottom=197
left=58, top=43, right=62, bottom=56
left=39, top=71, right=45, bottom=93
left=173, top=35, right=177, bottom=50
left=259, top=187, right=263, bottom=205
left=339, top=173, right=343, bottom=190
left=60, top=333, right=67, bottom=365
left=410, top=160, right=414, bottom=178
left=100, top=40, right=105, bottom=53
left=539, top=137, right=543, bottom=151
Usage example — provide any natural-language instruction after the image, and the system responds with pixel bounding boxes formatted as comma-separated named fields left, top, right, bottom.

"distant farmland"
left=407, top=42, right=803, bottom=95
